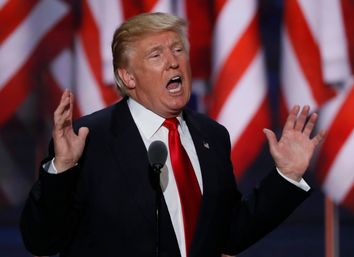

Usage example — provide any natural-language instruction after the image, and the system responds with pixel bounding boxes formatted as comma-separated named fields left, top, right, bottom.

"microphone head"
left=148, top=140, right=168, bottom=170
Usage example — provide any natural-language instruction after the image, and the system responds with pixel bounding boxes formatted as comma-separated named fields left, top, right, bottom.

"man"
left=20, top=12, right=324, bottom=257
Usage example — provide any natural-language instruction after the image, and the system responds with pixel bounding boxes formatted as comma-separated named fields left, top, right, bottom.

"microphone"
left=148, top=140, right=168, bottom=174
left=147, top=141, right=167, bottom=257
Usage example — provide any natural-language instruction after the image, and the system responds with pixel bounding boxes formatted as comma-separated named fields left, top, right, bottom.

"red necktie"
left=163, top=118, right=201, bottom=256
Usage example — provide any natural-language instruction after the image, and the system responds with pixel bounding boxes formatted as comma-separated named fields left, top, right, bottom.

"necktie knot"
left=163, top=118, right=179, bottom=131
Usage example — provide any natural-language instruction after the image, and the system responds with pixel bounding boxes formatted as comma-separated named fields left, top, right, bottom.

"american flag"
left=281, top=0, right=354, bottom=212
left=209, top=0, right=271, bottom=179
left=0, top=0, right=73, bottom=207
left=1, top=0, right=270, bottom=210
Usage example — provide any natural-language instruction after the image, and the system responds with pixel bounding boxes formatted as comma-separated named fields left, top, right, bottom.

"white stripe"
left=191, top=79, right=207, bottom=113
left=299, top=0, right=351, bottom=84
left=0, top=0, right=8, bottom=9
left=217, top=51, right=266, bottom=146
left=0, top=0, right=68, bottom=87
left=281, top=29, right=318, bottom=110
left=319, top=0, right=351, bottom=83
left=212, top=0, right=256, bottom=81
left=75, top=38, right=105, bottom=115
left=298, top=0, right=320, bottom=42
left=175, top=0, right=186, bottom=18
left=318, top=79, right=354, bottom=132
left=151, top=0, right=173, bottom=13
left=50, top=49, right=73, bottom=91
left=323, top=129, right=354, bottom=203
left=88, top=0, right=124, bottom=85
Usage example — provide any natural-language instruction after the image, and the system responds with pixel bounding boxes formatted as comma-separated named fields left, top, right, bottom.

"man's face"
left=119, top=31, right=192, bottom=118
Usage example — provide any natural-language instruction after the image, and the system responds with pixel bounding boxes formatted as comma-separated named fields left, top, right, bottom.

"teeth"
left=171, top=76, right=181, bottom=81
left=166, top=75, right=182, bottom=93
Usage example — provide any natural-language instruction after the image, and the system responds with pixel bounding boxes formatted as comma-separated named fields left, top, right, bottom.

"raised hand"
left=263, top=105, right=325, bottom=182
left=52, top=90, right=89, bottom=173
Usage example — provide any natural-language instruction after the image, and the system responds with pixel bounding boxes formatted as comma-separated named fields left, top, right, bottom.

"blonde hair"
left=111, top=12, right=189, bottom=96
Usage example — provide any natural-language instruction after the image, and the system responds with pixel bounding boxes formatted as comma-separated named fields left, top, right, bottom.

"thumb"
left=263, top=128, right=278, bottom=151
left=78, top=127, right=89, bottom=141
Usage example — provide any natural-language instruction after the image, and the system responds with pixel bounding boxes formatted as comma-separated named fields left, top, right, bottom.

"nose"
left=166, top=50, right=179, bottom=69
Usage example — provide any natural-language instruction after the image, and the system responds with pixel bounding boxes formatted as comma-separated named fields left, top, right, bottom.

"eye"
left=150, top=53, right=160, bottom=58
left=173, top=46, right=184, bottom=54
left=148, top=50, right=161, bottom=59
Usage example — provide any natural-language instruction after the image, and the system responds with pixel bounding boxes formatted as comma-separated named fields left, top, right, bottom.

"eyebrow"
left=146, top=45, right=163, bottom=55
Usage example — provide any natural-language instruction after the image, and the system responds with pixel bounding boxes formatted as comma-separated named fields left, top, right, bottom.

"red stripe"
left=0, top=0, right=38, bottom=43
left=316, top=85, right=354, bottom=184
left=342, top=185, right=354, bottom=212
left=279, top=89, right=290, bottom=126
left=285, top=0, right=336, bottom=106
left=80, top=0, right=119, bottom=106
left=0, top=13, right=72, bottom=125
left=80, top=1, right=102, bottom=83
left=185, top=0, right=214, bottom=78
left=341, top=0, right=354, bottom=74
left=121, top=0, right=143, bottom=19
left=35, top=13, right=73, bottom=64
left=0, top=67, right=33, bottom=126
left=214, top=0, right=227, bottom=16
left=209, top=15, right=259, bottom=119
left=231, top=98, right=271, bottom=178
left=141, top=0, right=158, bottom=11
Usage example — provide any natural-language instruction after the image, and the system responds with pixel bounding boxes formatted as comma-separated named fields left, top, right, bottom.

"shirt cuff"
left=42, top=158, right=58, bottom=174
left=276, top=167, right=311, bottom=192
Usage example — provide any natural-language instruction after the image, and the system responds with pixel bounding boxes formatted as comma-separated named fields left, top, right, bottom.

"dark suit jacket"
left=20, top=97, right=310, bottom=257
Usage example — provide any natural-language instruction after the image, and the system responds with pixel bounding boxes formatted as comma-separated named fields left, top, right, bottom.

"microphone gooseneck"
left=147, top=140, right=168, bottom=257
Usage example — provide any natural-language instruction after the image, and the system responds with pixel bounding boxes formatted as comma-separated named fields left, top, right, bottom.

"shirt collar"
left=127, top=98, right=184, bottom=139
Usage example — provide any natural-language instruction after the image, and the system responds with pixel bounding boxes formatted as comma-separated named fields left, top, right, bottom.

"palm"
left=53, top=91, right=89, bottom=172
left=264, top=106, right=324, bottom=181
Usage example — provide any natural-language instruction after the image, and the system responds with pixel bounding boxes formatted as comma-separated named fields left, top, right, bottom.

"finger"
left=263, top=128, right=278, bottom=153
left=78, top=127, right=89, bottom=141
left=54, top=90, right=73, bottom=129
left=312, top=129, right=326, bottom=146
left=283, top=105, right=300, bottom=132
left=67, top=91, right=74, bottom=121
left=303, top=112, right=318, bottom=137
left=54, top=90, right=71, bottom=119
left=294, top=105, right=310, bottom=131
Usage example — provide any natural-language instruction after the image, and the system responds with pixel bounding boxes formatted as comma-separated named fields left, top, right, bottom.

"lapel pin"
left=203, top=141, right=210, bottom=149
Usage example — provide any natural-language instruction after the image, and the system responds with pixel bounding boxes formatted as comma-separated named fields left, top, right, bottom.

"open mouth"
left=166, top=75, right=182, bottom=93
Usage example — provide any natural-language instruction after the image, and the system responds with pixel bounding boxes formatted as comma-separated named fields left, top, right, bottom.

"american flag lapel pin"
left=203, top=141, right=210, bottom=149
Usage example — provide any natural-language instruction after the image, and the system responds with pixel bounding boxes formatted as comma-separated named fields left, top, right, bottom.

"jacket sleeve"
left=20, top=156, right=84, bottom=256
left=223, top=169, right=310, bottom=255
left=216, top=124, right=311, bottom=255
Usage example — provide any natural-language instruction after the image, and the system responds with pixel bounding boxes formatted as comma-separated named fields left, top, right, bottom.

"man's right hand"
left=52, top=90, right=89, bottom=173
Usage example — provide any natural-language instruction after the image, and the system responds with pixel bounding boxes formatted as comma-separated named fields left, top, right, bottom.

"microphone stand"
left=148, top=140, right=167, bottom=257
left=151, top=164, right=163, bottom=257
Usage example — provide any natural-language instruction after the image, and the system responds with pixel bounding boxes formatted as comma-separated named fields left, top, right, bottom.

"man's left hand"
left=263, top=105, right=325, bottom=182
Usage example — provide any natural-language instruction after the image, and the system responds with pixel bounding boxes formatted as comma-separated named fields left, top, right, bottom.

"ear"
left=117, top=68, right=135, bottom=89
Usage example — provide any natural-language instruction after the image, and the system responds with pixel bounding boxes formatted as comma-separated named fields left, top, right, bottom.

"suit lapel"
left=108, top=98, right=156, bottom=225
left=183, top=110, right=221, bottom=254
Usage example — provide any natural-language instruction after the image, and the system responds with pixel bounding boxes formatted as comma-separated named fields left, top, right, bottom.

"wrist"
left=280, top=171, right=302, bottom=182
left=53, top=157, right=77, bottom=173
